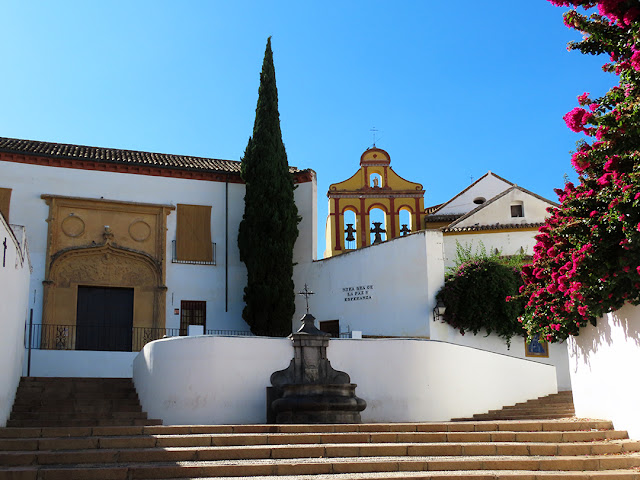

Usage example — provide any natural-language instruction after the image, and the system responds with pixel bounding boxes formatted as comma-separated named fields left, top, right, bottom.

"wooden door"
left=76, top=286, right=134, bottom=351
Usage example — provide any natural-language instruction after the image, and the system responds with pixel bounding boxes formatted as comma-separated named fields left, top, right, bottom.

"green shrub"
left=436, top=256, right=526, bottom=347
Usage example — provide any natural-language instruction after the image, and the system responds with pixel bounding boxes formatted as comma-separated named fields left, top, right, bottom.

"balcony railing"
left=25, top=324, right=253, bottom=352
left=171, top=241, right=216, bottom=265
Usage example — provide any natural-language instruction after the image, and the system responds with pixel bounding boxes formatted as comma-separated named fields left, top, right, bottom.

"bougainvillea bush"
left=437, top=247, right=526, bottom=347
left=518, top=0, right=640, bottom=343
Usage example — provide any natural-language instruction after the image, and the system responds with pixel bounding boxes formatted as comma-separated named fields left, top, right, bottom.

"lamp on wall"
left=433, top=299, right=446, bottom=322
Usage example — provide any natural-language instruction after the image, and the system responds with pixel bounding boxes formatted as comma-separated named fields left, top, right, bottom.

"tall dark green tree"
left=238, top=37, right=299, bottom=337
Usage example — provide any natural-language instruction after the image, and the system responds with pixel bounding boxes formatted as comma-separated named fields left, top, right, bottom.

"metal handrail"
left=24, top=324, right=254, bottom=352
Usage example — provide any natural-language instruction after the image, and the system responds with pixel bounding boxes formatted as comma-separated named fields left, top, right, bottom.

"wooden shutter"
left=0, top=188, right=11, bottom=222
left=176, top=204, right=212, bottom=261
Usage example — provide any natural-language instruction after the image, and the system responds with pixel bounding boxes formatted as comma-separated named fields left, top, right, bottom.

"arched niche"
left=398, top=207, right=413, bottom=235
left=368, top=205, right=388, bottom=244
left=342, top=208, right=358, bottom=249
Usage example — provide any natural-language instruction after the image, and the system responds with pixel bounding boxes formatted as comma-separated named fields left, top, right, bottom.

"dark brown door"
left=76, top=286, right=134, bottom=351
left=180, top=300, right=206, bottom=335
left=320, top=320, right=340, bottom=338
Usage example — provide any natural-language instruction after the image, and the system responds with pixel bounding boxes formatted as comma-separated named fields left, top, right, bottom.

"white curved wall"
left=134, top=335, right=557, bottom=425
left=568, top=304, right=640, bottom=439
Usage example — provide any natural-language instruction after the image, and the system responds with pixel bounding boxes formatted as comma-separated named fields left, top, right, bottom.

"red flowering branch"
left=518, top=1, right=640, bottom=342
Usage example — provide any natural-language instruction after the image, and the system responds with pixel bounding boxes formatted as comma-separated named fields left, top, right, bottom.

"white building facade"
left=0, top=137, right=316, bottom=377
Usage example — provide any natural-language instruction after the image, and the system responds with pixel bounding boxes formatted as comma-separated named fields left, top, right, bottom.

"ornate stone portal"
left=270, top=314, right=366, bottom=423
left=41, top=195, right=174, bottom=349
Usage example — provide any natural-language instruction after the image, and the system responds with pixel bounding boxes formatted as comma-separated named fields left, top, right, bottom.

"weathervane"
left=297, top=283, right=315, bottom=314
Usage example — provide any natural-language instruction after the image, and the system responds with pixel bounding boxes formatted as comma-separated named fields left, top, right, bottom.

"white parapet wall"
left=0, top=220, right=31, bottom=426
left=25, top=350, right=138, bottom=378
left=134, top=335, right=558, bottom=425
left=568, top=303, right=640, bottom=439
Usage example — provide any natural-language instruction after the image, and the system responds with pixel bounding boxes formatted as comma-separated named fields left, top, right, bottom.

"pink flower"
left=577, top=305, right=588, bottom=316
left=631, top=51, right=640, bottom=72
left=589, top=103, right=599, bottom=112
left=590, top=210, right=598, bottom=218
left=624, top=7, right=640, bottom=25
left=637, top=266, right=640, bottom=275
left=563, top=107, right=594, bottom=133
left=597, top=173, right=612, bottom=186
left=577, top=92, right=590, bottom=105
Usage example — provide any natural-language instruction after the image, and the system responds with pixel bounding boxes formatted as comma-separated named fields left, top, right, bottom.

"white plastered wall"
left=133, top=335, right=558, bottom=425
left=436, top=173, right=513, bottom=215
left=293, top=231, right=444, bottom=337
left=453, top=189, right=552, bottom=228
left=1, top=160, right=317, bottom=336
left=0, top=218, right=31, bottom=426
left=437, top=230, right=571, bottom=390
left=568, top=304, right=640, bottom=439
left=443, top=231, right=538, bottom=271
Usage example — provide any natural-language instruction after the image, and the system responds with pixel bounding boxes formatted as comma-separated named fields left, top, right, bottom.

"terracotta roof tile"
left=442, top=222, right=545, bottom=233
left=0, top=136, right=303, bottom=175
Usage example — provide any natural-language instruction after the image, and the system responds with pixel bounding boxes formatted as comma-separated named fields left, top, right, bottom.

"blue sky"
left=0, top=1, right=615, bottom=256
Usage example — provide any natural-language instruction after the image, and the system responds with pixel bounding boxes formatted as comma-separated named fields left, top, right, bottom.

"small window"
left=473, top=197, right=486, bottom=205
left=0, top=188, right=11, bottom=222
left=180, top=300, right=206, bottom=336
left=511, top=204, right=524, bottom=217
left=175, top=204, right=215, bottom=264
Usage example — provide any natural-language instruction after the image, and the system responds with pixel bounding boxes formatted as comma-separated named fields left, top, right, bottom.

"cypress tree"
left=238, top=37, right=299, bottom=337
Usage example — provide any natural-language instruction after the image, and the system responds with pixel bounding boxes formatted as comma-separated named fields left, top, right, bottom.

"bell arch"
left=325, top=147, right=425, bottom=257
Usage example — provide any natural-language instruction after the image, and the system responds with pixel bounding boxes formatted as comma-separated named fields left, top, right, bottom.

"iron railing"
left=171, top=241, right=216, bottom=265
left=25, top=324, right=253, bottom=352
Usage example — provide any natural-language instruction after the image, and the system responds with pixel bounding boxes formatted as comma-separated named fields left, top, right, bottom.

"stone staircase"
left=2, top=420, right=640, bottom=479
left=454, top=391, right=576, bottom=422
left=7, top=377, right=162, bottom=428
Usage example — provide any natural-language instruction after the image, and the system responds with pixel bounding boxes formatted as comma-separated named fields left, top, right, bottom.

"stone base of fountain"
left=269, top=313, right=366, bottom=424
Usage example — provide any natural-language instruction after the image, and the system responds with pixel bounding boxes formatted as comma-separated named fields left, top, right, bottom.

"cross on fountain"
left=297, top=283, right=315, bottom=314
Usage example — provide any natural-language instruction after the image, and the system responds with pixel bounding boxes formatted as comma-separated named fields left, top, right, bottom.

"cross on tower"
left=370, top=127, right=379, bottom=147
left=297, top=283, right=315, bottom=314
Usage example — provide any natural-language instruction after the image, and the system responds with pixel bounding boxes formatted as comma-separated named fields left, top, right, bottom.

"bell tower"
left=325, top=148, right=425, bottom=258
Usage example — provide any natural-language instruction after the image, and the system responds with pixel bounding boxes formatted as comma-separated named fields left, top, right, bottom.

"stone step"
left=0, top=428, right=629, bottom=453
left=2, top=439, right=640, bottom=467
left=6, top=418, right=162, bottom=428
left=0, top=419, right=618, bottom=439
left=11, top=403, right=143, bottom=413
left=10, top=411, right=149, bottom=420
left=450, top=391, right=578, bottom=422
left=153, top=473, right=640, bottom=480
left=7, top=377, right=161, bottom=429
left=4, top=454, right=640, bottom=479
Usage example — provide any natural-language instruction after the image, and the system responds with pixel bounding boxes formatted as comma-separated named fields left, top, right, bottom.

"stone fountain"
left=269, top=305, right=366, bottom=423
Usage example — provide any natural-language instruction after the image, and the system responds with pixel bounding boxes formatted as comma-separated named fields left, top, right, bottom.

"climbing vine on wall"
left=436, top=243, right=527, bottom=347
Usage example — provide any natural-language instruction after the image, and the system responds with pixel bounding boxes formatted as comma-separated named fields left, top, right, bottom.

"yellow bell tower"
left=325, top=147, right=425, bottom=258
